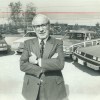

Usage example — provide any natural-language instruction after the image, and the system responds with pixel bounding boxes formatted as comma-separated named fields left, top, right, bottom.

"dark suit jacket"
left=20, top=36, right=67, bottom=100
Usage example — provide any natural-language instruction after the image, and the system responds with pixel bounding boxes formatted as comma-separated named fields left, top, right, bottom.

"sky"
left=0, top=0, right=100, bottom=25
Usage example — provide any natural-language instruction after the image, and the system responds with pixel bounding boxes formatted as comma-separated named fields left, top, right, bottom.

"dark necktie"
left=40, top=39, right=44, bottom=58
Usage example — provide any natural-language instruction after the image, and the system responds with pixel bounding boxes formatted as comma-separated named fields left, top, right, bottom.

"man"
left=20, top=14, right=67, bottom=100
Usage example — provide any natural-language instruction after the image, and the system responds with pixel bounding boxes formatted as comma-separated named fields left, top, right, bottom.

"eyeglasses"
left=33, top=22, right=49, bottom=29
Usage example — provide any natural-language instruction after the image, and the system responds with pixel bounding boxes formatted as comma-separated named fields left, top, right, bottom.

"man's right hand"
left=29, top=52, right=37, bottom=64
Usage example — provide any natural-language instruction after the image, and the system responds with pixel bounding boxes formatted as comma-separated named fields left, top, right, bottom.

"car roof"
left=68, top=30, right=96, bottom=34
left=77, top=45, right=100, bottom=57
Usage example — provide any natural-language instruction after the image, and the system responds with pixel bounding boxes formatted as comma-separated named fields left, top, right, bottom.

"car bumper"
left=64, top=51, right=72, bottom=57
left=0, top=47, right=8, bottom=51
left=74, top=52, right=100, bottom=70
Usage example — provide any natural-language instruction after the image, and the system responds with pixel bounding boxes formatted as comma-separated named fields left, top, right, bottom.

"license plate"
left=78, top=58, right=84, bottom=65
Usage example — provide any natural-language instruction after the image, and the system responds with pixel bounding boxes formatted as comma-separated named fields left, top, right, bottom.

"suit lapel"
left=43, top=36, right=54, bottom=58
left=32, top=38, right=40, bottom=58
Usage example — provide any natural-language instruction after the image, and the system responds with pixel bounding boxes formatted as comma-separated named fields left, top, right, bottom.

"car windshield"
left=24, top=32, right=37, bottom=37
left=65, top=33, right=85, bottom=40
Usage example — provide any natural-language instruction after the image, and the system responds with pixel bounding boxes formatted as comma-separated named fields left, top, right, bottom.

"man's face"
left=33, top=15, right=50, bottom=40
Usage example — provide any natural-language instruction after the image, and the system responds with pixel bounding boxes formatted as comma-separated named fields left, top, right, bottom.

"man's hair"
left=32, top=14, right=50, bottom=25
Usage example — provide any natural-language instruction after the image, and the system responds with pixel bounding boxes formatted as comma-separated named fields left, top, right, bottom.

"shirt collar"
left=38, top=37, right=48, bottom=45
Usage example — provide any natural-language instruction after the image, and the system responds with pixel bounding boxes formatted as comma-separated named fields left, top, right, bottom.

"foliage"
left=9, top=1, right=22, bottom=27
left=22, top=2, right=36, bottom=33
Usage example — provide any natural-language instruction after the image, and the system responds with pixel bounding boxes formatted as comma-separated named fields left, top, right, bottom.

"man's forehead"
left=32, top=14, right=49, bottom=25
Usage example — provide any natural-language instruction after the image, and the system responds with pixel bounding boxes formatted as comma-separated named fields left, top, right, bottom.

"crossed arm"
left=20, top=40, right=64, bottom=77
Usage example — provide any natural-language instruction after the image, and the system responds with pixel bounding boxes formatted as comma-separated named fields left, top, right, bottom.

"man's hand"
left=29, top=52, right=37, bottom=64
left=51, top=53, right=58, bottom=58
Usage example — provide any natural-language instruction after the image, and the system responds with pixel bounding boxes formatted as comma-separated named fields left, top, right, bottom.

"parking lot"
left=0, top=37, right=100, bottom=100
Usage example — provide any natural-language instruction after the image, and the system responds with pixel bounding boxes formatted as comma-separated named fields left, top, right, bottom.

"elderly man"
left=20, top=14, right=67, bottom=100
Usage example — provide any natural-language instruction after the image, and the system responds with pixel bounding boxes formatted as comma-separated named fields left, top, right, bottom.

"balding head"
left=32, top=14, right=50, bottom=26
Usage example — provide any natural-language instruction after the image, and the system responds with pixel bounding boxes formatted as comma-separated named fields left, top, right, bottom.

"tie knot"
left=40, top=40, right=44, bottom=46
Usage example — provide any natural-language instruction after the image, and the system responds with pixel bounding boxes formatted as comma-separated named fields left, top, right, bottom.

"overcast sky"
left=0, top=0, right=100, bottom=25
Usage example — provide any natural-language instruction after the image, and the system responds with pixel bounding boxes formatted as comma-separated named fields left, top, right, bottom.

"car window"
left=69, top=33, right=84, bottom=40
left=24, top=32, right=37, bottom=37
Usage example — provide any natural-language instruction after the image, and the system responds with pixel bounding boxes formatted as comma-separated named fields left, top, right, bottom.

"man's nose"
left=39, top=26, right=44, bottom=31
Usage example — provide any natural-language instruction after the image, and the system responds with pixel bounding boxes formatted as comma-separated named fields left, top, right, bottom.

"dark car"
left=74, top=44, right=100, bottom=70
left=0, top=34, right=9, bottom=53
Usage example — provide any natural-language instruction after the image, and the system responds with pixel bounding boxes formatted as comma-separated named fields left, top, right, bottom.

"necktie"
left=40, top=39, right=44, bottom=58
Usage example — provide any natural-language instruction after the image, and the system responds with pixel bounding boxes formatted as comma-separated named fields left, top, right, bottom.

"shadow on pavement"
left=65, top=57, right=73, bottom=63
left=0, top=50, right=15, bottom=57
left=73, top=62, right=100, bottom=76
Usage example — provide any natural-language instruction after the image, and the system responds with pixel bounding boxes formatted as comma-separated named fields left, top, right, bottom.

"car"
left=74, top=44, right=100, bottom=70
left=63, top=30, right=98, bottom=58
left=11, top=31, right=37, bottom=54
left=11, top=30, right=64, bottom=54
left=0, top=33, right=9, bottom=53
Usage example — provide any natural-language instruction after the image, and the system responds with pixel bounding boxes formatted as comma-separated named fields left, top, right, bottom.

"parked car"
left=11, top=31, right=37, bottom=54
left=74, top=45, right=100, bottom=70
left=0, top=33, right=9, bottom=53
left=11, top=31, right=64, bottom=54
left=63, top=30, right=98, bottom=58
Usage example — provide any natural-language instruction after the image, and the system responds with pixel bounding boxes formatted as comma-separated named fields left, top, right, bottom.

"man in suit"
left=20, top=14, right=67, bottom=100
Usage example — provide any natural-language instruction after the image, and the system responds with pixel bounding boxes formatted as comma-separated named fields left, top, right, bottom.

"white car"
left=11, top=31, right=37, bottom=54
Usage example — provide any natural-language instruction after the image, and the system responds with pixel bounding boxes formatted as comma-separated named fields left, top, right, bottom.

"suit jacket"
left=20, top=36, right=67, bottom=100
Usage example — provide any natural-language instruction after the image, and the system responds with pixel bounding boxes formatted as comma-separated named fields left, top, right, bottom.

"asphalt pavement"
left=0, top=53, right=100, bottom=100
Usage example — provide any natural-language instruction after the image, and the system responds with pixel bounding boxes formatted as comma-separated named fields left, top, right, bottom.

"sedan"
left=74, top=45, right=100, bottom=70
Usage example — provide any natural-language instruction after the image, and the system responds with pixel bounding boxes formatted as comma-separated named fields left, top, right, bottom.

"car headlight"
left=76, top=50, right=81, bottom=54
left=63, top=46, right=66, bottom=51
left=65, top=48, right=70, bottom=52
left=79, top=51, right=81, bottom=54
left=97, top=57, right=100, bottom=62
left=93, top=56, right=96, bottom=60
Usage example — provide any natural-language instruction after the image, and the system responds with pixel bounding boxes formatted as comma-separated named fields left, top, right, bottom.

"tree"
left=9, top=1, right=22, bottom=28
left=22, top=2, right=36, bottom=33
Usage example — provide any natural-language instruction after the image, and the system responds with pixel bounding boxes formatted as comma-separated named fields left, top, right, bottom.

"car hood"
left=63, top=39, right=84, bottom=47
left=77, top=45, right=100, bottom=57
left=13, top=37, right=35, bottom=43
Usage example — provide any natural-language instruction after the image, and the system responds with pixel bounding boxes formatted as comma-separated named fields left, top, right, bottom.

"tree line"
left=0, top=1, right=36, bottom=34
left=0, top=1, right=100, bottom=35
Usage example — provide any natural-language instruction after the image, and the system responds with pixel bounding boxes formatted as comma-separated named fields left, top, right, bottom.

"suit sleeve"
left=20, top=41, right=42, bottom=77
left=42, top=40, right=65, bottom=72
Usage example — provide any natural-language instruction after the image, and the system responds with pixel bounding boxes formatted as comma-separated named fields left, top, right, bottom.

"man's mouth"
left=39, top=32, right=45, bottom=34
